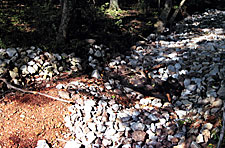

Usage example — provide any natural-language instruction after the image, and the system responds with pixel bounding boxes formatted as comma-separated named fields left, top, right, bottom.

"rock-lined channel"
left=62, top=9, right=225, bottom=148
left=0, top=9, right=224, bottom=148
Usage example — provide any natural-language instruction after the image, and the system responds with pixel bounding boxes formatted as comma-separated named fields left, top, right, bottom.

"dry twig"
left=0, top=78, right=73, bottom=104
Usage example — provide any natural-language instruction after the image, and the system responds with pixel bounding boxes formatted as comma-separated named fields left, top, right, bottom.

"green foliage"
left=211, top=127, right=220, bottom=141
left=99, top=2, right=109, bottom=12
left=177, top=118, right=192, bottom=127
left=173, top=5, right=179, bottom=9
left=0, top=38, right=6, bottom=48
left=207, top=143, right=215, bottom=148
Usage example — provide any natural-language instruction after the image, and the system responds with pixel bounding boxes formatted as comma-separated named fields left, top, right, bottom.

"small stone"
left=58, top=91, right=70, bottom=99
left=209, top=65, right=219, bottom=76
left=88, top=122, right=96, bottom=132
left=202, top=129, right=210, bottom=143
left=190, top=141, right=201, bottom=148
left=53, top=53, right=62, bottom=60
left=6, top=48, right=17, bottom=57
left=97, top=124, right=106, bottom=133
left=104, top=128, right=117, bottom=139
left=167, top=65, right=176, bottom=73
left=202, top=123, right=213, bottom=130
left=9, top=70, right=18, bottom=79
left=211, top=98, right=223, bottom=108
left=184, top=79, right=191, bottom=88
left=148, top=114, right=159, bottom=122
left=187, top=84, right=197, bottom=92
left=217, top=86, right=225, bottom=99
left=64, top=140, right=81, bottom=148
left=196, top=134, right=204, bottom=143
left=36, top=140, right=50, bottom=148
left=210, top=108, right=220, bottom=114
left=104, top=82, right=112, bottom=90
left=175, top=110, right=187, bottom=119
left=131, top=122, right=145, bottom=131
left=167, top=52, right=177, bottom=58
left=175, top=63, right=182, bottom=70
left=56, top=84, right=66, bottom=89
left=132, top=131, right=146, bottom=142
left=28, top=66, right=36, bottom=74
left=94, top=50, right=102, bottom=57
left=151, top=99, right=162, bottom=107
left=91, top=70, right=101, bottom=79
left=86, top=131, right=96, bottom=144
left=112, top=104, right=119, bottom=112
left=167, top=135, right=174, bottom=141
left=102, top=139, right=112, bottom=146
left=122, top=144, right=132, bottom=148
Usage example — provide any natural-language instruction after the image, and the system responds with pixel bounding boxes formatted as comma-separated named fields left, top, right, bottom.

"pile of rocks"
left=61, top=9, right=225, bottom=148
left=0, top=9, right=224, bottom=148
left=0, top=46, right=82, bottom=86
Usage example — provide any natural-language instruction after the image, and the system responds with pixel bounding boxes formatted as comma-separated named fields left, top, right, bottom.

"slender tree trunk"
left=56, top=0, right=74, bottom=44
left=109, top=0, right=120, bottom=10
left=169, top=0, right=186, bottom=24
left=158, top=0, right=160, bottom=11
left=155, top=0, right=172, bottom=33
left=160, top=0, right=172, bottom=23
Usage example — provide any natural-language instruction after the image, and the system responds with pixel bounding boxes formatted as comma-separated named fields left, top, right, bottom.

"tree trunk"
left=158, top=0, right=160, bottom=11
left=169, top=0, right=186, bottom=24
left=109, top=0, right=120, bottom=10
left=56, top=0, right=74, bottom=44
left=155, top=0, right=172, bottom=33
left=160, top=0, right=172, bottom=23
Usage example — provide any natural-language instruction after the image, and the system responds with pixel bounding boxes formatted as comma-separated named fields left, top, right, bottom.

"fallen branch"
left=0, top=78, right=73, bottom=104
left=217, top=100, right=225, bottom=148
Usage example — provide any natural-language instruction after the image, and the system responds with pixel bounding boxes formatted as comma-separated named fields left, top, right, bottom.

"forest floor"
left=0, top=77, right=74, bottom=147
left=0, top=4, right=225, bottom=148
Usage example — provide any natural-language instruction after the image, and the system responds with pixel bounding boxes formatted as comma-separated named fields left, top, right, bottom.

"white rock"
left=88, top=122, right=96, bottom=132
left=184, top=79, right=191, bottom=88
left=190, top=141, right=201, bottom=148
left=196, top=134, right=204, bottom=143
left=187, top=84, right=197, bottom=91
left=97, top=124, right=107, bottom=133
left=102, top=139, right=112, bottom=146
left=86, top=131, right=96, bottom=144
left=53, top=53, right=62, bottom=60
left=148, top=114, right=158, bottom=122
left=167, top=135, right=174, bottom=141
left=28, top=66, right=36, bottom=74
left=56, top=84, right=66, bottom=89
left=112, top=104, right=119, bottom=112
left=104, top=82, right=112, bottom=90
left=64, top=140, right=81, bottom=148
left=36, top=140, right=50, bottom=148
left=122, top=144, right=132, bottom=148
left=150, top=123, right=156, bottom=132
left=167, top=65, right=176, bottom=73
left=131, top=122, right=145, bottom=131
left=175, top=110, right=187, bottom=119
left=91, top=70, right=101, bottom=79
left=104, top=128, right=117, bottom=139
left=6, top=48, right=17, bottom=57
left=175, top=63, right=182, bottom=70
left=94, top=50, right=102, bottom=57
left=167, top=52, right=177, bottom=58
left=211, top=98, right=223, bottom=108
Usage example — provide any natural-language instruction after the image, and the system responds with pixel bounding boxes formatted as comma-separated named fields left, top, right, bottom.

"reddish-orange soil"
left=0, top=88, right=71, bottom=148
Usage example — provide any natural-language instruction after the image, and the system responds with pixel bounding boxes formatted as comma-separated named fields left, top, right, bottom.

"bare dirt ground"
left=0, top=84, right=72, bottom=148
